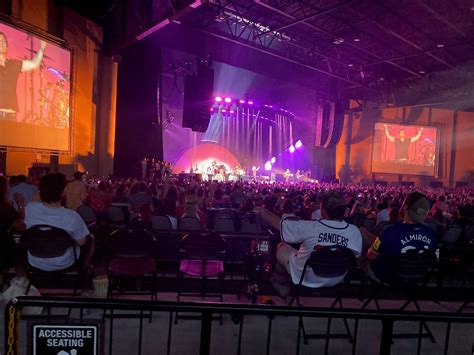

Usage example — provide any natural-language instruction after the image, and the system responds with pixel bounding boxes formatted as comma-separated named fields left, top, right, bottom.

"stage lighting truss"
left=210, top=96, right=294, bottom=124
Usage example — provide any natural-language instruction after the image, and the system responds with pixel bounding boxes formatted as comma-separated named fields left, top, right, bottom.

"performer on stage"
left=0, top=32, right=47, bottom=121
left=384, top=124, right=423, bottom=163
left=252, top=166, right=260, bottom=181
left=284, top=169, right=291, bottom=183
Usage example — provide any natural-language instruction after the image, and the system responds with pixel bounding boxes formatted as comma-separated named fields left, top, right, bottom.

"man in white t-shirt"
left=24, top=173, right=94, bottom=272
left=261, top=190, right=362, bottom=290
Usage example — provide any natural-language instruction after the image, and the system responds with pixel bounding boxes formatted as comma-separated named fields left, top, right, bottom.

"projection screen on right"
left=372, top=122, right=438, bottom=176
left=0, top=20, right=71, bottom=152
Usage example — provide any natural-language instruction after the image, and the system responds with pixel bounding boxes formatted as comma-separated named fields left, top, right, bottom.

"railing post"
left=200, top=311, right=213, bottom=355
left=380, top=318, right=394, bottom=355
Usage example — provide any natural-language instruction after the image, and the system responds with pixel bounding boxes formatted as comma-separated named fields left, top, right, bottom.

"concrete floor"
left=2, top=292, right=474, bottom=355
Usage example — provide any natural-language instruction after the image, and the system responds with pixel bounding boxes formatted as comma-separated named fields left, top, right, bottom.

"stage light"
left=289, top=145, right=295, bottom=153
left=270, top=157, right=276, bottom=164
left=248, top=100, right=254, bottom=105
left=239, top=99, right=245, bottom=104
left=230, top=110, right=235, bottom=114
left=215, top=96, right=222, bottom=102
left=295, top=140, right=302, bottom=149
left=210, top=108, right=214, bottom=112
left=224, top=97, right=232, bottom=103
left=264, top=161, right=272, bottom=171
left=222, top=109, right=227, bottom=113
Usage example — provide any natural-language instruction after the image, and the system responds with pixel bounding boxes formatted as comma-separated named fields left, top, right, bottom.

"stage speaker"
left=182, top=63, right=214, bottom=132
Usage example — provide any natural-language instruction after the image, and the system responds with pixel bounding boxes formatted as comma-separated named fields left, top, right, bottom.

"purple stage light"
left=248, top=100, right=254, bottom=105
left=289, top=145, right=295, bottom=153
left=222, top=109, right=227, bottom=113
left=239, top=99, right=245, bottom=104
left=270, top=157, right=276, bottom=164
left=264, top=161, right=272, bottom=171
left=224, top=97, right=232, bottom=103
left=295, top=140, right=303, bottom=149
left=210, top=108, right=214, bottom=112
left=215, top=96, right=222, bottom=102
left=230, top=110, right=235, bottom=114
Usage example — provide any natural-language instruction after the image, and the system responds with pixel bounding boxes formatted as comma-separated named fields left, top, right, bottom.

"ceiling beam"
left=349, top=2, right=454, bottom=69
left=257, top=1, right=352, bottom=36
left=253, top=0, right=422, bottom=78
left=192, top=25, right=363, bottom=86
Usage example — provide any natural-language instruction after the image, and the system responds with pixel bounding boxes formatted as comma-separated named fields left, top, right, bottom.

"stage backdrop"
left=161, top=47, right=317, bottom=175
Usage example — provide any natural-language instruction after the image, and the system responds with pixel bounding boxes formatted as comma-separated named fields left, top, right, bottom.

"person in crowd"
left=230, top=184, right=244, bottom=207
left=129, top=181, right=153, bottom=212
left=8, top=174, right=38, bottom=211
left=367, top=191, right=437, bottom=284
left=0, top=176, right=23, bottom=272
left=211, top=188, right=226, bottom=208
left=113, top=184, right=130, bottom=204
left=64, top=171, right=87, bottom=211
left=23, top=173, right=95, bottom=272
left=260, top=190, right=362, bottom=296
left=430, top=195, right=449, bottom=215
left=88, top=181, right=113, bottom=222
left=375, top=201, right=389, bottom=224
left=281, top=199, right=297, bottom=220
left=240, top=198, right=255, bottom=214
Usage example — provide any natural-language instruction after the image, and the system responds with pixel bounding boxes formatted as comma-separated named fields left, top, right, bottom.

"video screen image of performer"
left=383, top=124, right=423, bottom=163
left=0, top=31, right=46, bottom=120
left=372, top=122, right=438, bottom=176
left=0, top=23, right=71, bottom=128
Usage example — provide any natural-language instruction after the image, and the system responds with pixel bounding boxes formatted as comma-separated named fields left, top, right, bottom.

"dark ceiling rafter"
left=348, top=2, right=454, bottom=69
left=256, top=1, right=351, bottom=37
left=253, top=0, right=423, bottom=78
left=189, top=3, right=363, bottom=87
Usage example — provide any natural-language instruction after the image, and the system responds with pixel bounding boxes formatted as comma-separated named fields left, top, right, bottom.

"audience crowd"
left=1, top=169, right=473, bottom=298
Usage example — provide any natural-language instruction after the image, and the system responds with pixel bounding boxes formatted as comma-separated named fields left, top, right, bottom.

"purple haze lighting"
left=270, top=157, right=276, bottom=164
left=264, top=161, right=272, bottom=171
left=224, top=97, right=232, bottom=103
left=215, top=96, right=223, bottom=102
left=295, top=140, right=303, bottom=149
left=289, top=145, right=295, bottom=153
left=210, top=108, right=214, bottom=112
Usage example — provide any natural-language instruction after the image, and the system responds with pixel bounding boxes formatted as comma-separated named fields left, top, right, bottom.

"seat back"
left=108, top=228, right=156, bottom=258
left=22, top=225, right=75, bottom=259
left=240, top=219, right=258, bottom=234
left=107, top=206, right=126, bottom=224
left=151, top=215, right=172, bottom=230
left=395, top=249, right=436, bottom=283
left=363, top=218, right=376, bottom=230
left=77, top=205, right=97, bottom=225
left=179, top=217, right=201, bottom=231
left=214, top=218, right=235, bottom=233
left=305, top=246, right=356, bottom=278
left=425, top=220, right=440, bottom=233
left=441, top=225, right=463, bottom=244
left=180, top=232, right=226, bottom=261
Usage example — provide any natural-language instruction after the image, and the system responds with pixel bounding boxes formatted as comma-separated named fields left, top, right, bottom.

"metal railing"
left=4, top=296, right=474, bottom=355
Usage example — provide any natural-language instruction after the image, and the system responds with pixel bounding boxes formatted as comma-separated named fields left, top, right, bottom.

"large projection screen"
left=0, top=19, right=72, bottom=152
left=372, top=122, right=439, bottom=176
